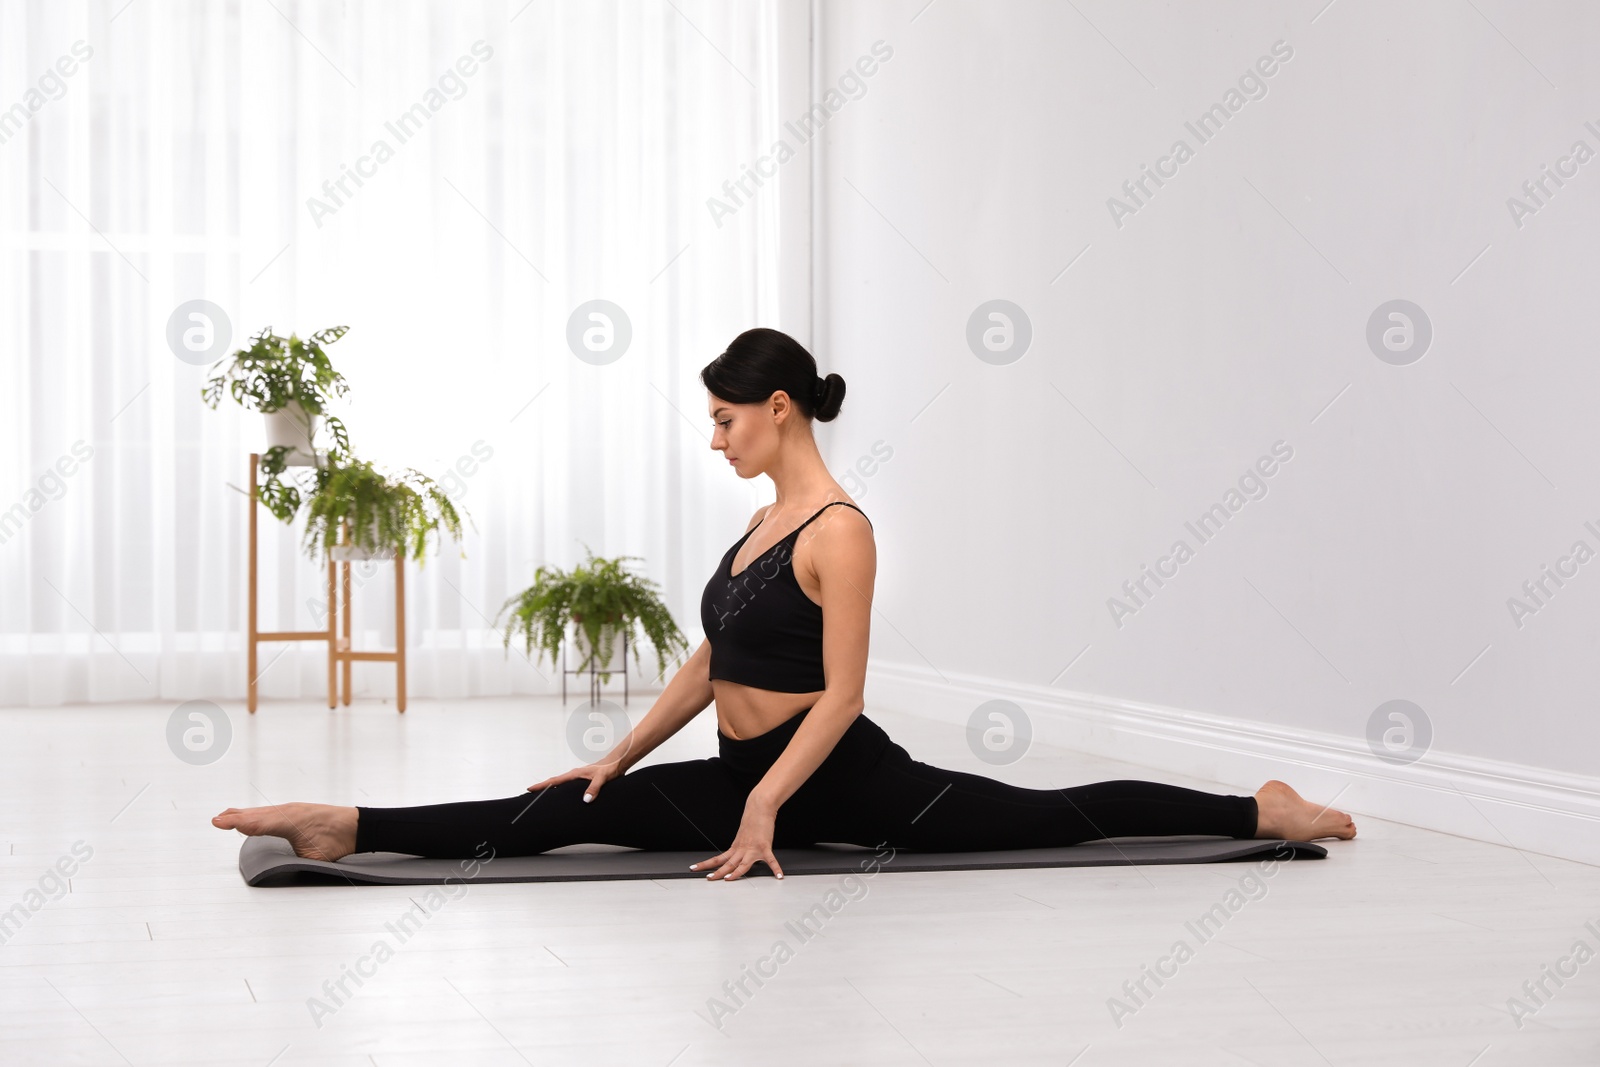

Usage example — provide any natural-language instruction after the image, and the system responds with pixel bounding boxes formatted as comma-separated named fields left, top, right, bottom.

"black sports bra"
left=699, top=500, right=872, bottom=693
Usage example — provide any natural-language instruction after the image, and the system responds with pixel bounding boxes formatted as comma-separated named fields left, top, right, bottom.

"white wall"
left=811, top=1, right=1600, bottom=860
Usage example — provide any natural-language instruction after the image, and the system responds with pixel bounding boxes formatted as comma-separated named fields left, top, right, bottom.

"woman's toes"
left=213, top=805, right=278, bottom=837
left=1315, top=807, right=1357, bottom=840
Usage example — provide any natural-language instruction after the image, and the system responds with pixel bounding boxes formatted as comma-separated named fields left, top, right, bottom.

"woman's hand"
left=527, top=760, right=623, bottom=803
left=691, top=799, right=784, bottom=881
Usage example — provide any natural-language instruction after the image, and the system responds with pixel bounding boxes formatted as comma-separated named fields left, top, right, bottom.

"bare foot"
left=212, top=802, right=359, bottom=862
left=1253, top=780, right=1357, bottom=842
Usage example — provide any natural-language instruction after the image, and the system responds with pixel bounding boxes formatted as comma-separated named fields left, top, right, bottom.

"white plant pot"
left=326, top=518, right=398, bottom=563
left=571, top=623, right=627, bottom=674
left=329, top=542, right=399, bottom=563
left=263, top=401, right=320, bottom=466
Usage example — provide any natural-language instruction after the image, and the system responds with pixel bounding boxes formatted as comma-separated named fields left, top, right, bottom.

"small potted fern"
left=201, top=325, right=352, bottom=467
left=497, top=547, right=691, bottom=686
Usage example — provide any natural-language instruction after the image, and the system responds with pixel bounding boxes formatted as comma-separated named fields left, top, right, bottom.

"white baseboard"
left=866, top=660, right=1600, bottom=869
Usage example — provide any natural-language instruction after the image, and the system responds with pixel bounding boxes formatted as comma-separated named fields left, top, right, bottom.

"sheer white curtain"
left=0, top=0, right=791, bottom=706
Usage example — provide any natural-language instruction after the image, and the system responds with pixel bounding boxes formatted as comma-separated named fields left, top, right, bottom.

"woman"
left=214, top=328, right=1356, bottom=881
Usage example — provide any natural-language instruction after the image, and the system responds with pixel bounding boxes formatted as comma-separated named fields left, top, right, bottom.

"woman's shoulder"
left=819, top=497, right=872, bottom=530
left=803, top=499, right=874, bottom=548
left=802, top=499, right=875, bottom=580
left=746, top=496, right=871, bottom=535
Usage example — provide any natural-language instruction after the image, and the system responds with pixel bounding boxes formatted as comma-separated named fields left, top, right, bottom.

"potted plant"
left=201, top=325, right=353, bottom=468
left=497, top=547, right=691, bottom=685
left=297, top=455, right=469, bottom=563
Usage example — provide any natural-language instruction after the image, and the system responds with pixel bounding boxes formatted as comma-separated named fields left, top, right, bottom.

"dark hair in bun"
left=700, top=327, right=846, bottom=423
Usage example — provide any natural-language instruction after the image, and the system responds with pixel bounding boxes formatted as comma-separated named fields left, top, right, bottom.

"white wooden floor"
left=1, top=696, right=1595, bottom=1066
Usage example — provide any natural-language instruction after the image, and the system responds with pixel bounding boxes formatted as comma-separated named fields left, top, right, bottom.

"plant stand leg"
left=249, top=451, right=335, bottom=712
left=248, top=452, right=258, bottom=714
left=395, top=554, right=407, bottom=713
left=326, top=555, right=337, bottom=709
left=341, top=560, right=352, bottom=706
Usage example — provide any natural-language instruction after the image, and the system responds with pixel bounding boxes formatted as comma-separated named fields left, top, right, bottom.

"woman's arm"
left=600, top=638, right=714, bottom=774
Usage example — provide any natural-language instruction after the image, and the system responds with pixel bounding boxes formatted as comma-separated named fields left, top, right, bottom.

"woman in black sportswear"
left=214, top=328, right=1356, bottom=880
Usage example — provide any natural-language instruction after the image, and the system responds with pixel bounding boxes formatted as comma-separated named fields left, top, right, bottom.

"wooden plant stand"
left=245, top=452, right=406, bottom=713
left=247, top=451, right=328, bottom=713
left=328, top=520, right=407, bottom=712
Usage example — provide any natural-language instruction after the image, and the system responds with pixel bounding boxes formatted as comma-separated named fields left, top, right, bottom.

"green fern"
left=496, top=544, right=691, bottom=685
left=299, top=455, right=470, bottom=564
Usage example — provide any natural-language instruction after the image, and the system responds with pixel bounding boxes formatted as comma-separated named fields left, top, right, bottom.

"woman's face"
left=708, top=392, right=784, bottom=478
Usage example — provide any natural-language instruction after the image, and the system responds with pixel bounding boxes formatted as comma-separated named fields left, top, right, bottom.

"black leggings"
left=352, top=709, right=1258, bottom=858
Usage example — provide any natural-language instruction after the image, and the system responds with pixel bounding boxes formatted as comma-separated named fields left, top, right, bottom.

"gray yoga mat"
left=238, top=835, right=1326, bottom=886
